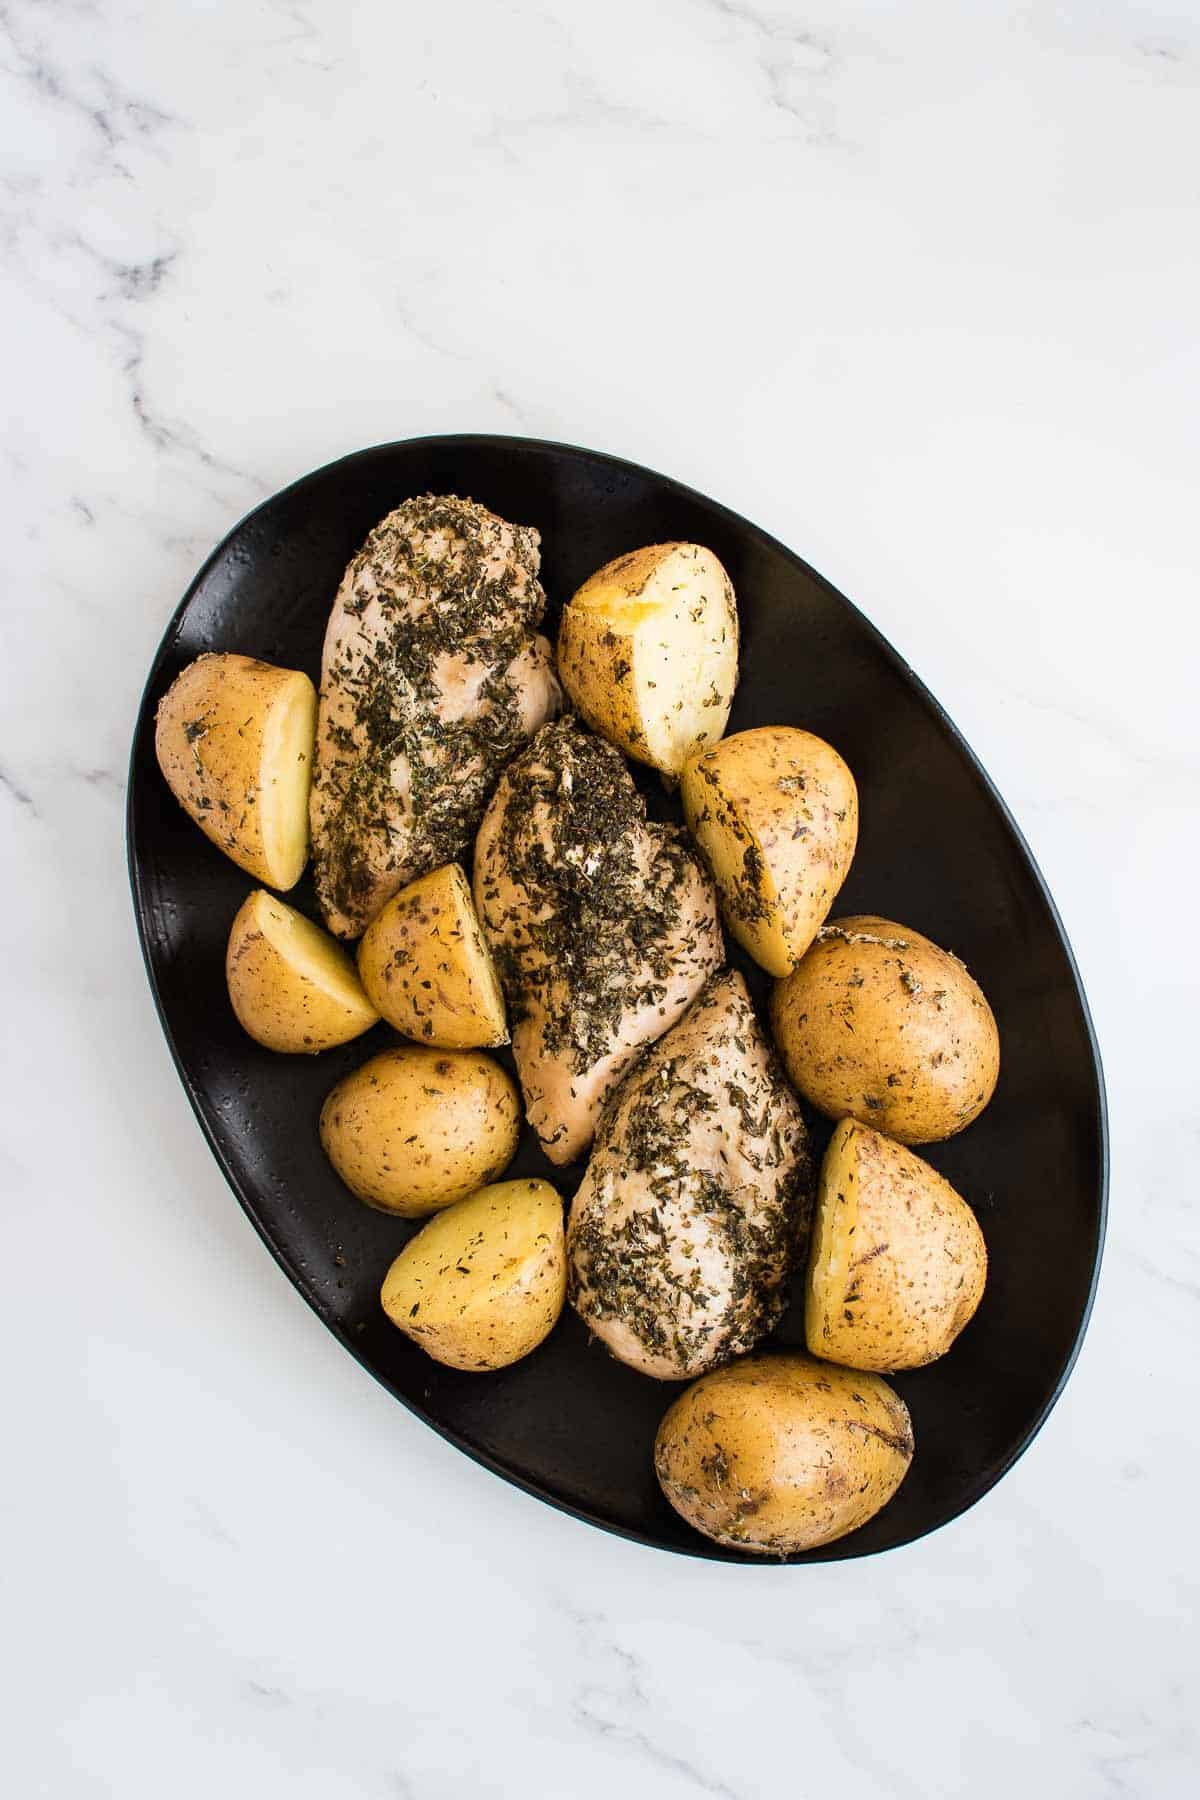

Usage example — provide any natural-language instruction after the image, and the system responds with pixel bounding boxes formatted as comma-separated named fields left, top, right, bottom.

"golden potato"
left=807, top=1121, right=987, bottom=1370
left=155, top=652, right=317, bottom=889
left=654, top=1353, right=913, bottom=1555
left=357, top=863, right=507, bottom=1049
left=557, top=543, right=738, bottom=776
left=320, top=1046, right=520, bottom=1216
left=681, top=727, right=857, bottom=977
left=770, top=916, right=999, bottom=1142
left=225, top=890, right=378, bottom=1054
left=380, top=1178, right=566, bottom=1370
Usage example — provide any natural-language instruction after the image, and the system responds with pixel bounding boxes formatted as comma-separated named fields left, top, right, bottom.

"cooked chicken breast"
left=311, top=495, right=560, bottom=938
left=473, top=716, right=723, bottom=1165
left=568, top=969, right=812, bottom=1379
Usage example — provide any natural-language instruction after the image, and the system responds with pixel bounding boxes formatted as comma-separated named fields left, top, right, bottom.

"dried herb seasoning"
left=569, top=971, right=813, bottom=1377
left=311, top=494, right=557, bottom=933
left=477, top=716, right=708, bottom=1076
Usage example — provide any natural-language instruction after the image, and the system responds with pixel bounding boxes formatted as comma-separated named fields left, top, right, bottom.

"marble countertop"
left=3, top=2, right=1197, bottom=1793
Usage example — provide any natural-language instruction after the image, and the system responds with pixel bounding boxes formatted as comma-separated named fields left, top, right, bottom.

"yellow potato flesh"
left=559, top=543, right=738, bottom=776
left=154, top=653, right=317, bottom=889
left=226, top=890, right=378, bottom=1053
left=259, top=673, right=320, bottom=889
left=806, top=1122, right=858, bottom=1351
left=806, top=1120, right=988, bottom=1371
left=356, top=863, right=507, bottom=1048
left=380, top=1178, right=566, bottom=1370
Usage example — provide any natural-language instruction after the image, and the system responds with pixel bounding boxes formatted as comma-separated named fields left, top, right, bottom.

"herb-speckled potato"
left=557, top=543, right=738, bottom=776
left=155, top=652, right=317, bottom=889
left=807, top=1121, right=987, bottom=1370
left=681, top=727, right=857, bottom=977
left=320, top=1046, right=520, bottom=1216
left=380, top=1178, right=566, bottom=1370
left=655, top=1353, right=913, bottom=1555
left=770, top=916, right=999, bottom=1142
left=357, top=863, right=507, bottom=1049
left=226, top=890, right=378, bottom=1053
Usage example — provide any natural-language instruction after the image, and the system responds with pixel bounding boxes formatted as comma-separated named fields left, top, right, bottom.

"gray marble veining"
left=2, top=1, right=1197, bottom=1794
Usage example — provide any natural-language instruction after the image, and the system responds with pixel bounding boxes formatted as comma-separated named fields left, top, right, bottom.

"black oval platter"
left=127, top=436, right=1108, bottom=1563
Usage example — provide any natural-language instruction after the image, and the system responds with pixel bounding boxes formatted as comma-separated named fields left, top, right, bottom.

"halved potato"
left=356, top=863, right=507, bottom=1048
left=654, top=1353, right=913, bottom=1555
left=807, top=1120, right=987, bottom=1371
left=226, top=890, right=379, bottom=1053
left=380, top=1178, right=566, bottom=1370
left=320, top=1045, right=521, bottom=1216
left=557, top=543, right=738, bottom=776
left=681, top=726, right=857, bottom=976
left=155, top=652, right=317, bottom=888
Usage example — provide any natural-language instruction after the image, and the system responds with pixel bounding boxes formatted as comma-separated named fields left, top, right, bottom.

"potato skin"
left=357, top=863, right=507, bottom=1049
left=681, top=727, right=857, bottom=977
left=380, top=1178, right=566, bottom=1370
left=226, top=889, right=378, bottom=1054
left=320, top=1046, right=520, bottom=1216
left=807, top=1121, right=987, bottom=1370
left=770, top=915, right=999, bottom=1142
left=558, top=542, right=738, bottom=776
left=655, top=1354, right=913, bottom=1554
left=155, top=652, right=317, bottom=889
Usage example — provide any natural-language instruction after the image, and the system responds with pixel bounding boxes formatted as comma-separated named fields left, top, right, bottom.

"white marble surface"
left=3, top=0, right=1198, bottom=1792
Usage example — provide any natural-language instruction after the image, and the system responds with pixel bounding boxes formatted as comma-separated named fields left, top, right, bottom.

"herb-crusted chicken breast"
left=473, top=717, right=723, bottom=1165
left=311, top=495, right=560, bottom=938
left=568, top=969, right=812, bottom=1379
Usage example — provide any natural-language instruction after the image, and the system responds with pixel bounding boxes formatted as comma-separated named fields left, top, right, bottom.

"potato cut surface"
left=380, top=1178, right=566, bottom=1370
left=357, top=862, right=507, bottom=1048
left=226, top=889, right=379, bottom=1053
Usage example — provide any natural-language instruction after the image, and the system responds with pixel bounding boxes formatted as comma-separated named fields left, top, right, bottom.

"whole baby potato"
left=769, top=915, right=999, bottom=1142
left=380, top=1178, right=566, bottom=1370
left=155, top=652, right=317, bottom=889
left=681, top=727, right=857, bottom=976
left=654, top=1353, right=913, bottom=1555
left=320, top=1046, right=520, bottom=1216
left=226, top=889, right=378, bottom=1053
left=807, top=1120, right=988, bottom=1371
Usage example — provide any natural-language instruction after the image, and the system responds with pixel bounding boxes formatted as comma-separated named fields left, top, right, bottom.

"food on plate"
left=807, top=1121, right=987, bottom=1370
left=572, top=979, right=816, bottom=1382
left=769, top=915, right=999, bottom=1142
left=320, top=1045, right=520, bottom=1216
left=225, top=890, right=378, bottom=1053
left=568, top=970, right=811, bottom=1379
left=680, top=726, right=857, bottom=977
left=310, top=494, right=561, bottom=939
left=654, top=1353, right=913, bottom=1554
left=557, top=542, right=738, bottom=777
left=473, top=717, right=723, bottom=1165
left=356, top=862, right=507, bottom=1049
left=155, top=652, right=317, bottom=888
left=380, top=1178, right=566, bottom=1370
left=148, top=466, right=1026, bottom=1556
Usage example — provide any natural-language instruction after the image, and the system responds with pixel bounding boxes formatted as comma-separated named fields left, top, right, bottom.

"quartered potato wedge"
left=357, top=863, right=507, bottom=1049
left=226, top=890, right=378, bottom=1054
left=681, top=726, right=857, bottom=977
left=155, top=652, right=317, bottom=889
left=381, top=1178, right=566, bottom=1370
left=807, top=1121, right=987, bottom=1371
left=558, top=542, right=738, bottom=777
